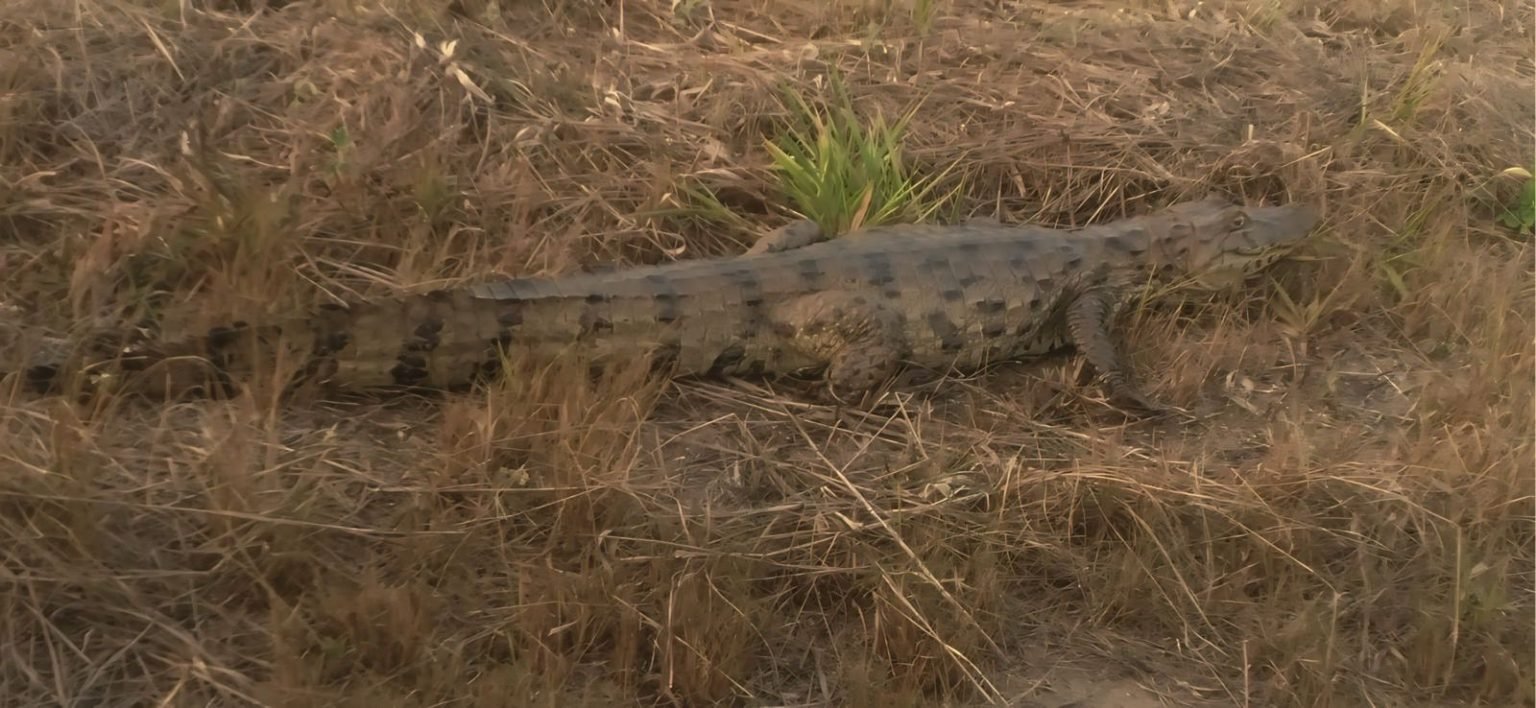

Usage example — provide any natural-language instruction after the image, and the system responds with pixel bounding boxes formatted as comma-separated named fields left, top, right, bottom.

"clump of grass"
left=1496, top=165, right=1535, bottom=236
left=764, top=74, right=961, bottom=237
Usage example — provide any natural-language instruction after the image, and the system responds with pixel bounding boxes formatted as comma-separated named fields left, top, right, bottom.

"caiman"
left=7, top=196, right=1319, bottom=410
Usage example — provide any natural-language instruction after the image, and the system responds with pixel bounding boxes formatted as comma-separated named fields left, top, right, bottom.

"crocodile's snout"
left=1247, top=204, right=1320, bottom=247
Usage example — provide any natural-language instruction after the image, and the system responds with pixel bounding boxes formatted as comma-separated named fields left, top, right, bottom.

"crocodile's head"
left=1150, top=197, right=1319, bottom=291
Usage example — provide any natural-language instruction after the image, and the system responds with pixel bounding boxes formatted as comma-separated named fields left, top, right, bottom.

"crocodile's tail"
left=6, top=287, right=536, bottom=399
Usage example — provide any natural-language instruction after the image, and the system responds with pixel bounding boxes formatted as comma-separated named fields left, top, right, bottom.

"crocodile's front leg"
left=1066, top=288, right=1169, bottom=414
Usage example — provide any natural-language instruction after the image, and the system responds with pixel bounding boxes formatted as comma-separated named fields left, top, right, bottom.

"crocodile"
left=9, top=196, right=1318, bottom=409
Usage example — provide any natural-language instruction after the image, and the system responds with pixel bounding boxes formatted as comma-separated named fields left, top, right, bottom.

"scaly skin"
left=11, top=196, right=1319, bottom=408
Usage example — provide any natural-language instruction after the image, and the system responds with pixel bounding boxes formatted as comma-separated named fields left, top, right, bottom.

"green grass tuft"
left=765, top=76, right=961, bottom=238
left=1497, top=165, right=1535, bottom=236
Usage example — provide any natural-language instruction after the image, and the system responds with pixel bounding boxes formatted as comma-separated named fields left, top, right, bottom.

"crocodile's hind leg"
left=771, top=292, right=909, bottom=399
left=746, top=219, right=827, bottom=255
left=1066, top=288, right=1170, bottom=414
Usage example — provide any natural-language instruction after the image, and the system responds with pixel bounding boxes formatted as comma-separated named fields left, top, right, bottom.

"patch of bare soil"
left=1, top=1, right=1532, bottom=706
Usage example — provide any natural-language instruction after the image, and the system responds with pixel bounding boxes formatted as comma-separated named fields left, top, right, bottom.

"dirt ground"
left=1, top=1, right=1532, bottom=706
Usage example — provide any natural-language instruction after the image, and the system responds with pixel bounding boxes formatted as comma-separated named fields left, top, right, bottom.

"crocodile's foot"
left=746, top=219, right=827, bottom=255
left=1106, top=386, right=1179, bottom=418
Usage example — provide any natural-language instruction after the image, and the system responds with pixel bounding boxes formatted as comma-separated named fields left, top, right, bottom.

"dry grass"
left=1, top=0, right=1533, bottom=706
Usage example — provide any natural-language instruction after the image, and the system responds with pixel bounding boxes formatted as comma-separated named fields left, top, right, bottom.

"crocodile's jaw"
left=1188, top=203, right=1319, bottom=290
